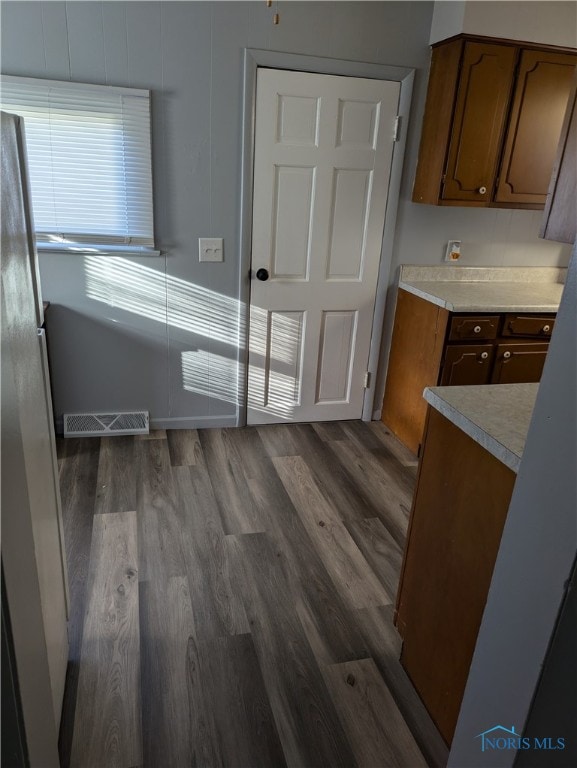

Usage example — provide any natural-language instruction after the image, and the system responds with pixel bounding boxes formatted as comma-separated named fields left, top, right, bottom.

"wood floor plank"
left=344, top=517, right=403, bottom=604
left=364, top=420, right=419, bottom=467
left=70, top=511, right=141, bottom=768
left=137, top=429, right=167, bottom=440
left=341, top=421, right=418, bottom=487
left=247, top=471, right=370, bottom=667
left=227, top=533, right=357, bottom=768
left=339, top=420, right=390, bottom=452
left=256, top=424, right=301, bottom=458
left=58, top=437, right=101, bottom=768
left=312, top=421, right=348, bottom=442
left=140, top=576, right=219, bottom=768
left=288, top=423, right=382, bottom=522
left=341, top=421, right=419, bottom=483
left=94, top=436, right=137, bottom=516
left=172, top=464, right=250, bottom=638
left=184, top=630, right=225, bottom=768
left=136, top=438, right=187, bottom=582
left=274, top=455, right=390, bottom=610
left=203, top=633, right=288, bottom=768
left=166, top=428, right=201, bottom=466
left=58, top=437, right=101, bottom=661
left=198, top=428, right=267, bottom=534
left=353, top=605, right=449, bottom=768
left=327, top=439, right=413, bottom=548
left=324, top=657, right=427, bottom=768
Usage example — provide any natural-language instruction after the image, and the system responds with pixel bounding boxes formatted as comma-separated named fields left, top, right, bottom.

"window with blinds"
left=0, top=75, right=157, bottom=254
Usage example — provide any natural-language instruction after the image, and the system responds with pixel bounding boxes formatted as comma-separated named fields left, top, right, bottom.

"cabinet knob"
left=480, top=351, right=489, bottom=360
left=542, top=324, right=551, bottom=333
left=478, top=186, right=487, bottom=194
left=503, top=351, right=511, bottom=359
left=474, top=325, right=482, bottom=333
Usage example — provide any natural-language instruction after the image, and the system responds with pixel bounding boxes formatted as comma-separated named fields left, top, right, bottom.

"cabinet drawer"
left=502, top=314, right=555, bottom=338
left=448, top=315, right=499, bottom=341
left=441, top=344, right=495, bottom=386
left=491, top=342, right=549, bottom=384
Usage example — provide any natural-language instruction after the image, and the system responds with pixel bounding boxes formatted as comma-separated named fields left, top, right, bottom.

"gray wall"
left=1, top=1, right=572, bottom=426
left=430, top=1, right=577, bottom=46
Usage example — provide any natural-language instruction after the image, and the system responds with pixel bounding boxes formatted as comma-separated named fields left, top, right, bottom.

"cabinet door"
left=442, top=42, right=517, bottom=203
left=440, top=344, right=494, bottom=385
left=491, top=343, right=549, bottom=383
left=495, top=50, right=577, bottom=205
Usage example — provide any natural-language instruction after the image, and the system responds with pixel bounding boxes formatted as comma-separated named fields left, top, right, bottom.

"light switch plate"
left=199, top=237, right=224, bottom=262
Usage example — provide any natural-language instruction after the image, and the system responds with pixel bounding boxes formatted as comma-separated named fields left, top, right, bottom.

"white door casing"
left=247, top=68, right=400, bottom=424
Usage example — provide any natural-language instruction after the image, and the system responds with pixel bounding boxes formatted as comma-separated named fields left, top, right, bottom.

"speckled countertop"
left=424, top=383, right=538, bottom=473
left=399, top=266, right=566, bottom=312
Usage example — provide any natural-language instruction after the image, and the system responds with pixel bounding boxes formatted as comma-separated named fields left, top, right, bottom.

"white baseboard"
left=150, top=415, right=238, bottom=430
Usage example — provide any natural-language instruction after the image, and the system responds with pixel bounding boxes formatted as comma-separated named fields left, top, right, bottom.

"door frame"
left=238, top=48, right=414, bottom=425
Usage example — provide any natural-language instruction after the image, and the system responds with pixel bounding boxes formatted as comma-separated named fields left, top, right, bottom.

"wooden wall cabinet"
left=413, top=35, right=576, bottom=209
left=381, top=290, right=555, bottom=454
left=395, top=408, right=517, bottom=745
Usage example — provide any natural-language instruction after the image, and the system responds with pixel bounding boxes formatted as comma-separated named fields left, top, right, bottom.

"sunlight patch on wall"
left=84, top=256, right=242, bottom=348
left=85, top=255, right=168, bottom=323
left=181, top=350, right=239, bottom=406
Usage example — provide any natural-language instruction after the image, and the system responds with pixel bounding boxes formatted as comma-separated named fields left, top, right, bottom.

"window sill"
left=37, top=244, right=161, bottom=257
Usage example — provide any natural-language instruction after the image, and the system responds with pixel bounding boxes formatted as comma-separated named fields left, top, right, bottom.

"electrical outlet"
left=199, top=237, right=224, bottom=262
left=445, top=240, right=461, bottom=262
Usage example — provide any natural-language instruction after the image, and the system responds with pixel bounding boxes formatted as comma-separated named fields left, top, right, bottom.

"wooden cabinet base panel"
left=381, top=290, right=448, bottom=455
left=396, top=408, right=516, bottom=745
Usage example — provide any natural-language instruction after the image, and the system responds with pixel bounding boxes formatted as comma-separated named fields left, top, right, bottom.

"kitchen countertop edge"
left=423, top=383, right=539, bottom=474
left=398, top=279, right=563, bottom=313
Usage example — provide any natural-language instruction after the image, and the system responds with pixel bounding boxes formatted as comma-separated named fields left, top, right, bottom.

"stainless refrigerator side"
left=1, top=110, right=69, bottom=765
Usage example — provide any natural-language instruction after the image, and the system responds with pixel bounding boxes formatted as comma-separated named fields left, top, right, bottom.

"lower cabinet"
left=395, top=408, right=517, bottom=745
left=381, top=289, right=556, bottom=454
left=491, top=342, right=549, bottom=383
left=440, top=344, right=494, bottom=385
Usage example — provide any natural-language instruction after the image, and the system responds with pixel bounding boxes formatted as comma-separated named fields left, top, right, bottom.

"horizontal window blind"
left=1, top=75, right=155, bottom=251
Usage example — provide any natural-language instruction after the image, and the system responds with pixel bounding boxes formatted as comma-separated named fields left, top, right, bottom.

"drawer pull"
left=542, top=324, right=551, bottom=333
left=503, top=351, right=511, bottom=359
left=478, top=186, right=487, bottom=194
left=480, top=352, right=489, bottom=360
left=473, top=325, right=482, bottom=334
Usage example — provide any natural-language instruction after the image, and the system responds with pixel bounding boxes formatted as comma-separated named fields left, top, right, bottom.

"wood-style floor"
left=57, top=420, right=448, bottom=768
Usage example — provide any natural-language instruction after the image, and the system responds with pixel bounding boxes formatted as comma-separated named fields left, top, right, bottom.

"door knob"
left=256, top=268, right=269, bottom=281
left=478, top=186, right=487, bottom=194
left=503, top=351, right=511, bottom=359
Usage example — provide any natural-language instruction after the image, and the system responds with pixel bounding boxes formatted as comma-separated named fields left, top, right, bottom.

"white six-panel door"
left=247, top=68, right=400, bottom=424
